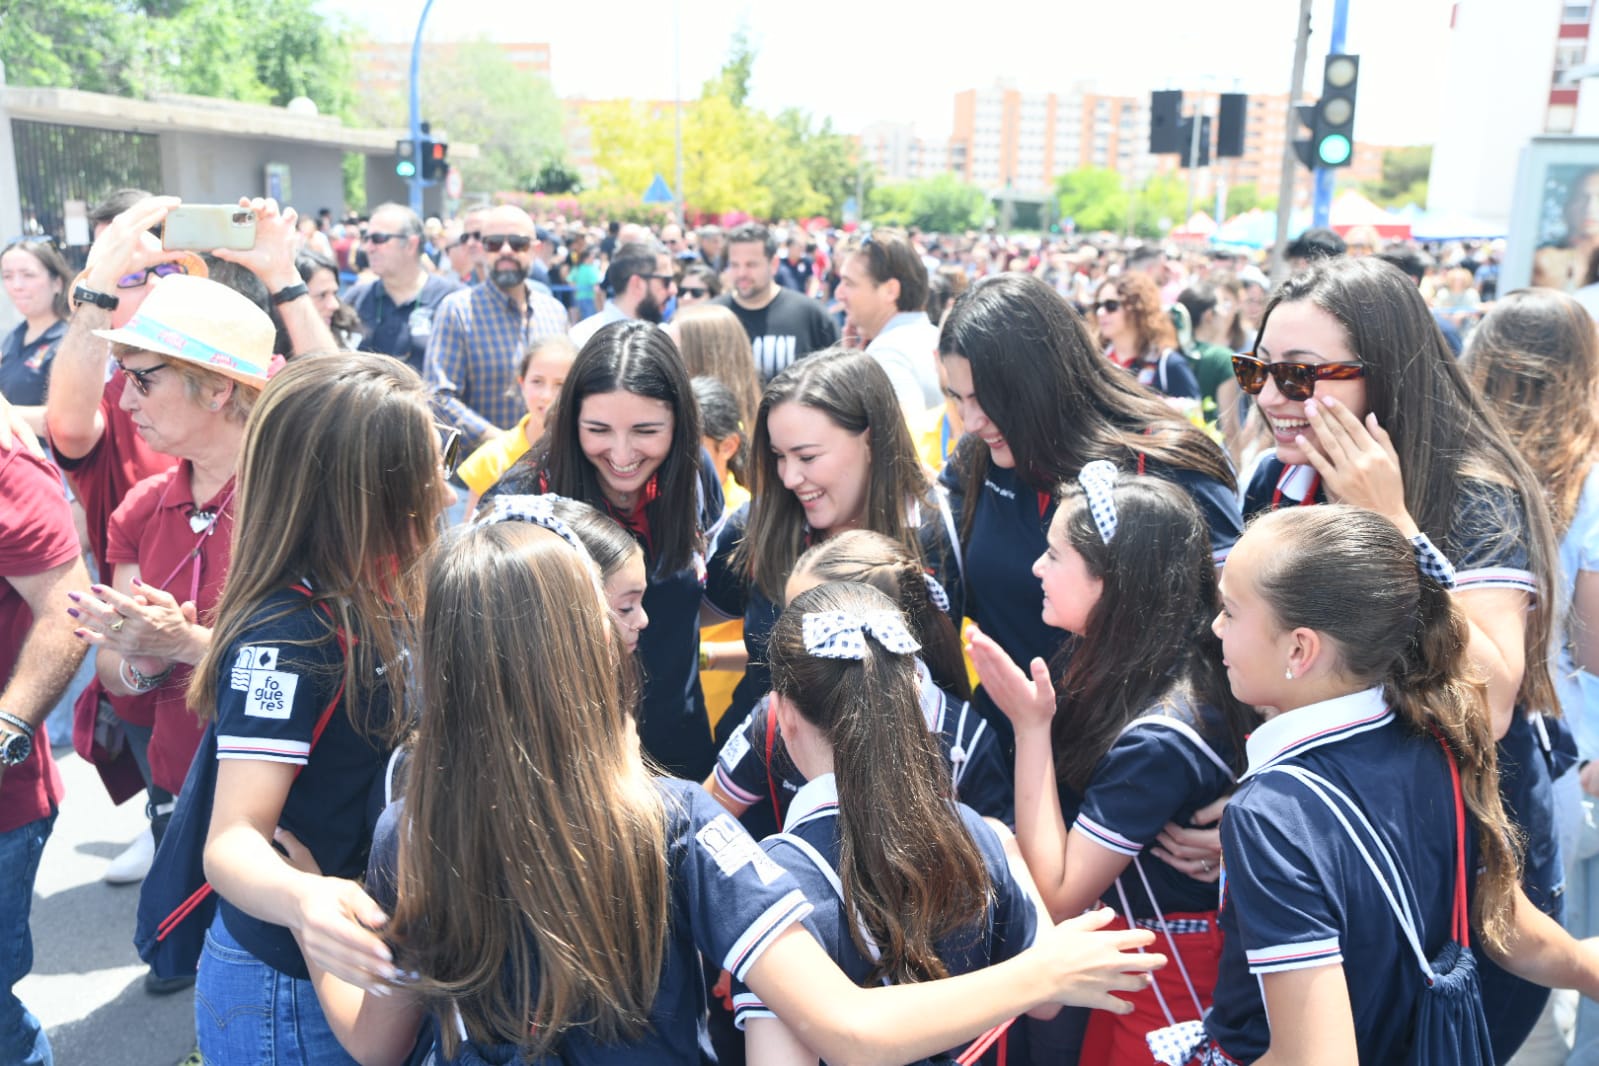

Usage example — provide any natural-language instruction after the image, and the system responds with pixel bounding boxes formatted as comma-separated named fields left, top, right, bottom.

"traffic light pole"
left=1272, top=0, right=1313, bottom=281
left=407, top=0, right=439, bottom=215
left=1311, top=0, right=1351, bottom=229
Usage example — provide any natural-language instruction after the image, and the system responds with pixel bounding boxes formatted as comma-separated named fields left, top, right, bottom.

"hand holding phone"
left=163, top=205, right=258, bottom=251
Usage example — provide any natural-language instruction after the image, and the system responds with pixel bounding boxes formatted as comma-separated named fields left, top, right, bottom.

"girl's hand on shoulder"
left=1039, top=908, right=1165, bottom=1012
left=1151, top=794, right=1228, bottom=884
left=1298, top=397, right=1418, bottom=537
left=292, top=876, right=399, bottom=996
left=966, top=625, right=1056, bottom=730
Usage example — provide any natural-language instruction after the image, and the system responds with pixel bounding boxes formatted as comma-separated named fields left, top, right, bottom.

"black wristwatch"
left=0, top=729, right=31, bottom=768
left=270, top=281, right=310, bottom=306
left=73, top=284, right=120, bottom=312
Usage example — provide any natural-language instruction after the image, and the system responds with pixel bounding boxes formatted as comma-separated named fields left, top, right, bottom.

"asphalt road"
left=20, top=746, right=195, bottom=1066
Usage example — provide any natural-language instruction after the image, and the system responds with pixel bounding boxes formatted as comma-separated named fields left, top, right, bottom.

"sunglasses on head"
left=117, top=261, right=190, bottom=290
left=117, top=360, right=170, bottom=396
left=1231, top=353, right=1365, bottom=402
left=483, top=234, right=532, bottom=253
left=436, top=423, right=463, bottom=480
left=1094, top=299, right=1121, bottom=314
left=680, top=286, right=709, bottom=297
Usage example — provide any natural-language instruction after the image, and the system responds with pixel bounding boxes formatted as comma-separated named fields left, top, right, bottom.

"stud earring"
left=1284, top=666, right=1294, bottom=680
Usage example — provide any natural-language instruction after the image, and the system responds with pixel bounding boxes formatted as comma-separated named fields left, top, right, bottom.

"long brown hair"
left=1464, top=288, right=1599, bottom=538
left=189, top=354, right=441, bottom=741
left=767, top=581, right=990, bottom=986
left=791, top=529, right=970, bottom=702
left=391, top=522, right=669, bottom=1058
left=939, top=273, right=1234, bottom=531
left=738, top=348, right=932, bottom=602
left=1262, top=259, right=1562, bottom=716
left=1250, top=506, right=1521, bottom=951
left=671, top=303, right=760, bottom=430
left=1047, top=475, right=1253, bottom=793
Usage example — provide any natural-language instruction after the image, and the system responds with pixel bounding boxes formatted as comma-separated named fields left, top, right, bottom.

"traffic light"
left=424, top=140, right=449, bottom=182
left=1294, top=54, right=1360, bottom=170
left=394, top=139, right=417, bottom=179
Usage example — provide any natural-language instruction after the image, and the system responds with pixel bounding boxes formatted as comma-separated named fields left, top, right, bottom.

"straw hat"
left=93, top=274, right=277, bottom=388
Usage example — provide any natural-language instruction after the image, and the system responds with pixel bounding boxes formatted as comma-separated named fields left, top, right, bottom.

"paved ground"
left=20, top=746, right=195, bottom=1066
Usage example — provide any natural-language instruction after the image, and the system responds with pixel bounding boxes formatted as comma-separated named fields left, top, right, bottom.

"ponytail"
left=768, top=582, right=990, bottom=985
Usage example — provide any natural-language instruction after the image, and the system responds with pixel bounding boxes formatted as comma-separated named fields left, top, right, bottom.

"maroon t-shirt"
left=0, top=448, right=78, bottom=833
left=104, top=462, right=236, bottom=794
left=55, top=370, right=174, bottom=566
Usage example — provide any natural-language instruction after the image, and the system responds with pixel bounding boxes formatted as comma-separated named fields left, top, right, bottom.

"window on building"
left=1564, top=3, right=1592, bottom=23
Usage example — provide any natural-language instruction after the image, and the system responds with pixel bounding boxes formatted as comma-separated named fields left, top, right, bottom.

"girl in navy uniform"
left=730, top=580, right=1048, bottom=1063
left=1221, top=257, right=1567, bottom=1060
left=297, top=517, right=1168, bottom=1065
left=488, top=320, right=723, bottom=780
left=190, top=355, right=452, bottom=1064
left=1183, top=505, right=1599, bottom=1065
left=967, top=463, right=1254, bottom=1064
left=937, top=273, right=1240, bottom=757
left=709, top=529, right=1010, bottom=825
left=704, top=348, right=962, bottom=753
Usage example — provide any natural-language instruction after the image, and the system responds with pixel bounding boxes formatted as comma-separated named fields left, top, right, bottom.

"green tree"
left=532, top=159, right=582, bottom=195
left=1053, top=167, right=1128, bottom=234
left=1360, top=145, right=1432, bottom=208
left=0, top=0, right=145, bottom=94
left=704, top=25, right=757, bottom=108
left=1224, top=183, right=1277, bottom=217
left=866, top=174, right=986, bottom=232
left=1131, top=173, right=1189, bottom=237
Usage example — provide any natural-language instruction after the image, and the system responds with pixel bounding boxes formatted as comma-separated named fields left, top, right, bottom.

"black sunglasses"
left=647, top=273, right=677, bottom=284
left=1094, top=299, right=1121, bottom=314
left=456, top=230, right=482, bottom=247
left=483, top=234, right=532, bottom=253
left=117, top=360, right=170, bottom=396
left=1231, top=354, right=1365, bottom=402
left=436, top=423, right=463, bottom=479
left=365, top=232, right=410, bottom=245
left=117, top=261, right=190, bottom=290
left=680, top=286, right=709, bottom=297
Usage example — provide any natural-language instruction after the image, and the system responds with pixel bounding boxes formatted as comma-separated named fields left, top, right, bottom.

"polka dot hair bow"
left=802, top=609, right=923, bottom=661
left=1410, top=533, right=1457, bottom=590
left=923, top=572, right=951, bottom=614
left=1078, top=460, right=1120, bottom=544
left=475, top=494, right=589, bottom=557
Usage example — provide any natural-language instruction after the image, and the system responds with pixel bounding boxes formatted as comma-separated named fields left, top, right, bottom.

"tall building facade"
left=946, top=84, right=1155, bottom=194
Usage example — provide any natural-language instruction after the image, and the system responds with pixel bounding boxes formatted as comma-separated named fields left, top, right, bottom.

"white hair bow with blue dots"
left=1079, top=460, right=1120, bottom=544
left=802, top=609, right=922, bottom=660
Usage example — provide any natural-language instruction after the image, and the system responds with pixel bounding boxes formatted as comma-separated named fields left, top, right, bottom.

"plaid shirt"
left=425, top=281, right=569, bottom=450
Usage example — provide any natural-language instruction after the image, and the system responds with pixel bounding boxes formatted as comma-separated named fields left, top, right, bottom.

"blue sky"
left=320, top=0, right=1458, bottom=146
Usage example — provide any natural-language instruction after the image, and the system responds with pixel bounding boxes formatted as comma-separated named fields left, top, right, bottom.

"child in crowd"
left=457, top=334, right=577, bottom=513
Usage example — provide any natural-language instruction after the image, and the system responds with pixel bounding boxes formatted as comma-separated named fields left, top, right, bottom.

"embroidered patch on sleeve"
left=231, top=646, right=299, bottom=719
left=697, top=813, right=786, bottom=885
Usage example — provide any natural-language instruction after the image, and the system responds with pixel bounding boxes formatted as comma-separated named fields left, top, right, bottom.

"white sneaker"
left=104, top=827, right=154, bottom=885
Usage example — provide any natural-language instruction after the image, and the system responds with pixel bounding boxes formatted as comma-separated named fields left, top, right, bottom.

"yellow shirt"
left=700, top=472, right=750, bottom=733
left=457, top=414, right=535, bottom=496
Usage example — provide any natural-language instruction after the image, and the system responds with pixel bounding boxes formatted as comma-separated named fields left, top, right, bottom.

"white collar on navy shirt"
left=783, top=772, right=839, bottom=833
left=1241, top=686, right=1392, bottom=779
left=1275, top=462, right=1318, bottom=502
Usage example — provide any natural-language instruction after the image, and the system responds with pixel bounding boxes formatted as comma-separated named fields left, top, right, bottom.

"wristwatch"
left=270, top=281, right=310, bottom=306
left=72, top=284, right=119, bottom=312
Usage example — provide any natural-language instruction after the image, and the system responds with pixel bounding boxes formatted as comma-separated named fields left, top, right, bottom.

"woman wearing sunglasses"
left=1225, top=255, right=1566, bottom=1062
left=1094, top=273, right=1200, bottom=404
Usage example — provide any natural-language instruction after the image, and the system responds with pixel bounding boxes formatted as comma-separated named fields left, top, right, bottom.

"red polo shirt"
left=0, top=448, right=78, bottom=834
left=104, top=462, right=236, bottom=794
left=55, top=369, right=175, bottom=566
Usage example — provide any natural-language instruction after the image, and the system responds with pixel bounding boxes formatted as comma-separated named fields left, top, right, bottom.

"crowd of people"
left=0, top=187, right=1596, bottom=1066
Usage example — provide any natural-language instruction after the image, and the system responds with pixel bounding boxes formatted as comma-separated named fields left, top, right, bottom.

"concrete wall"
left=158, top=131, right=348, bottom=217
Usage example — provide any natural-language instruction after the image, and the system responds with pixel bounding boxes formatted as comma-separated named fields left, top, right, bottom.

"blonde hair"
left=671, top=303, right=760, bottom=428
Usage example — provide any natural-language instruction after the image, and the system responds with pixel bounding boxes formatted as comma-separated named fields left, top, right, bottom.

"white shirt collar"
left=1275, top=462, right=1318, bottom=503
left=913, top=658, right=941, bottom=731
left=1241, top=686, right=1392, bottom=779
left=868, top=311, right=933, bottom=342
left=783, top=772, right=839, bottom=832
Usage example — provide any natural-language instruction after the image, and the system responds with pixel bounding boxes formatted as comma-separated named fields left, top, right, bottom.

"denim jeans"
left=195, top=914, right=360, bottom=1065
left=122, top=719, right=174, bottom=845
left=1, top=811, right=57, bottom=1066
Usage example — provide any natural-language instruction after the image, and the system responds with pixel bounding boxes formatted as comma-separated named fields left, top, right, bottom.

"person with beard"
left=713, top=223, right=838, bottom=384
left=425, top=205, right=569, bottom=452
left=569, top=242, right=678, bottom=349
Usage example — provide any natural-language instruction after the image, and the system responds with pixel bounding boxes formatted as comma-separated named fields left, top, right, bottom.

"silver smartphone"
left=162, top=205, right=257, bottom=251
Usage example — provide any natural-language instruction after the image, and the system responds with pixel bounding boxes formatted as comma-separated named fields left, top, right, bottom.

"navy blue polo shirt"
left=728, top=773, right=1037, bottom=1055
left=0, top=318, right=65, bottom=406
left=345, top=273, right=462, bottom=374
left=1071, top=702, right=1239, bottom=919
left=713, top=658, right=1012, bottom=825
left=940, top=454, right=1241, bottom=746
left=1205, top=687, right=1478, bottom=1063
left=366, top=778, right=813, bottom=1065
left=212, top=587, right=398, bottom=979
left=702, top=491, right=964, bottom=740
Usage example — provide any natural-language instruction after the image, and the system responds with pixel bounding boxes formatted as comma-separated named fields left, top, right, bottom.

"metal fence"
left=11, top=118, right=161, bottom=268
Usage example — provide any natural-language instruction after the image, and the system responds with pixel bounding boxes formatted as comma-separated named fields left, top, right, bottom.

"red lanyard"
left=152, top=476, right=236, bottom=604
left=1271, top=471, right=1321, bottom=510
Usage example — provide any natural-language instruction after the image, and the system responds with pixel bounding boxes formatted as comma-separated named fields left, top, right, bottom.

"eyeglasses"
left=647, top=273, right=677, bottom=284
left=680, top=286, right=709, bottom=298
left=365, top=232, right=409, bottom=245
left=1231, top=354, right=1365, bottom=402
left=455, top=230, right=482, bottom=248
left=117, top=261, right=190, bottom=290
left=482, top=234, right=532, bottom=253
left=117, top=360, right=169, bottom=396
left=1094, top=299, right=1122, bottom=314
left=436, top=423, right=463, bottom=480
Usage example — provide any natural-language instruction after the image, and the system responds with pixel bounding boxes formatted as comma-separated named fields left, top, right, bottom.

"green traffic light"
left=396, top=160, right=417, bottom=178
left=1318, top=135, right=1352, bottom=166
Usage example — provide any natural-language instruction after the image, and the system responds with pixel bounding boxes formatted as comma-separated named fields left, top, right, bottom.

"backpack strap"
left=1259, top=764, right=1438, bottom=980
left=933, top=483, right=965, bottom=608
left=764, top=708, right=785, bottom=826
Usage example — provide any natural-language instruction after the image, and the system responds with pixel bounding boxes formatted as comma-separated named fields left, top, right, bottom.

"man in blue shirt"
left=342, top=203, right=460, bottom=374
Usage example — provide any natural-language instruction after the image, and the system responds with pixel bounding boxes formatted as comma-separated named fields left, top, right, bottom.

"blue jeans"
left=195, top=914, right=360, bottom=1065
left=1, top=811, right=56, bottom=1066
